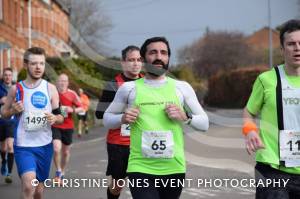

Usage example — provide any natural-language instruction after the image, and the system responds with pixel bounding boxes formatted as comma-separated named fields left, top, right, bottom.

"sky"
left=101, top=0, right=299, bottom=64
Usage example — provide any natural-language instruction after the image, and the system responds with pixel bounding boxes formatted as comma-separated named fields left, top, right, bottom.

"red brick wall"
left=0, top=0, right=27, bottom=72
left=0, top=0, right=70, bottom=72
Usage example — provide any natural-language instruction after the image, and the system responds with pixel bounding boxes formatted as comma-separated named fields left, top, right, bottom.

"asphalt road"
left=0, top=109, right=256, bottom=199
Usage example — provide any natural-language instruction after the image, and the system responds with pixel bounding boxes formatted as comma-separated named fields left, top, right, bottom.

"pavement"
left=0, top=108, right=256, bottom=199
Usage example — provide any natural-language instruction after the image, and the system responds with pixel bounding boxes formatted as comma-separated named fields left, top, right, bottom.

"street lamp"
left=268, top=0, right=273, bottom=68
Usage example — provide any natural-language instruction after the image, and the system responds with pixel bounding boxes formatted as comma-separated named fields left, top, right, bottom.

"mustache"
left=152, top=60, right=165, bottom=65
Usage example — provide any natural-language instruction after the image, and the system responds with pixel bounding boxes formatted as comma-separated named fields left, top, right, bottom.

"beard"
left=144, top=59, right=169, bottom=77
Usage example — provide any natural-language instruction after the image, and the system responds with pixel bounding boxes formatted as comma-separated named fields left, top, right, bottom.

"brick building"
left=0, top=0, right=72, bottom=78
left=245, top=27, right=280, bottom=50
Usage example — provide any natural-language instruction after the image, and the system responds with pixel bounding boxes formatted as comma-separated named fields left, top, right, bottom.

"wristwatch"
left=184, top=112, right=193, bottom=125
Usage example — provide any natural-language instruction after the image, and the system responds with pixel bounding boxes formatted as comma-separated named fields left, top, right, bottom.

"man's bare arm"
left=48, top=83, right=64, bottom=125
left=1, top=85, right=24, bottom=118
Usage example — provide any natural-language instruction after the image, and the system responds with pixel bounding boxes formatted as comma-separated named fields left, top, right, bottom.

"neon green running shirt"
left=247, top=64, right=300, bottom=174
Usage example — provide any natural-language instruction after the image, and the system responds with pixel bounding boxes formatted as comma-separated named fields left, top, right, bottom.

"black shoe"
left=5, top=174, right=12, bottom=184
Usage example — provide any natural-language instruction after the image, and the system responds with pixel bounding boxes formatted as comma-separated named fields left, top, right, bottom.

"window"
left=7, top=48, right=11, bottom=68
left=0, top=50, right=3, bottom=73
left=0, top=0, right=3, bottom=20
left=13, top=0, right=17, bottom=29
left=51, top=11, right=54, bottom=33
left=20, top=6, right=23, bottom=32
left=43, top=11, right=46, bottom=34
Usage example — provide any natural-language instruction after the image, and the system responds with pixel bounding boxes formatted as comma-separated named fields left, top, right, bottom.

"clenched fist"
left=121, top=107, right=140, bottom=124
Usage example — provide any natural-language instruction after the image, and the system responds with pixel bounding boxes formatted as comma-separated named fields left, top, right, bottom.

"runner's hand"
left=165, top=104, right=187, bottom=121
left=121, top=107, right=140, bottom=124
left=245, top=131, right=265, bottom=155
left=0, top=96, right=7, bottom=104
left=45, top=112, right=57, bottom=125
left=11, top=101, right=24, bottom=114
left=66, top=106, right=74, bottom=113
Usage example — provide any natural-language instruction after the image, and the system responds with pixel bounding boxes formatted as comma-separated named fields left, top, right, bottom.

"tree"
left=177, top=30, right=261, bottom=77
left=58, top=0, right=112, bottom=56
left=170, top=65, right=207, bottom=100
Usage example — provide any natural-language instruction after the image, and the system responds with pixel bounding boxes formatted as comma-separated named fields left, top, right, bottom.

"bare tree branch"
left=58, top=0, right=113, bottom=56
left=178, top=30, right=261, bottom=77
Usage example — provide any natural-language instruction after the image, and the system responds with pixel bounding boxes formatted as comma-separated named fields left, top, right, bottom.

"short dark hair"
left=121, top=45, right=140, bottom=60
left=3, top=67, right=13, bottom=74
left=279, top=19, right=300, bottom=47
left=23, top=47, right=46, bottom=64
left=140, top=37, right=171, bottom=59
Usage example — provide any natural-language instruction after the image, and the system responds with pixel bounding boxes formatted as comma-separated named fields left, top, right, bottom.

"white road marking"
left=73, top=137, right=105, bottom=148
left=86, top=164, right=99, bottom=168
left=186, top=131, right=245, bottom=149
left=88, top=171, right=103, bottom=175
left=185, top=151, right=254, bottom=176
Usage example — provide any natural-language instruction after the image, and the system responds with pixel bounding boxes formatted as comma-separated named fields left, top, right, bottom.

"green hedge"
left=18, top=57, right=105, bottom=98
left=171, top=66, right=207, bottom=99
left=204, top=66, right=268, bottom=108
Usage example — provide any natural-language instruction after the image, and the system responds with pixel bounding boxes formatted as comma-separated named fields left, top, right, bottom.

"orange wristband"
left=242, top=121, right=258, bottom=136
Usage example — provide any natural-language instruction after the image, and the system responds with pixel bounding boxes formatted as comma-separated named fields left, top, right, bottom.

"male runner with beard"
left=104, top=37, right=209, bottom=199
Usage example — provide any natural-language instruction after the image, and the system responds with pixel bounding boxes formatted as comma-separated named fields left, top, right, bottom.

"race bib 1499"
left=23, top=111, right=47, bottom=132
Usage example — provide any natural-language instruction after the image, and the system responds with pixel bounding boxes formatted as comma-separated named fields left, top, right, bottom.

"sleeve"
left=85, top=95, right=90, bottom=107
left=0, top=83, right=7, bottom=99
left=0, top=85, right=6, bottom=106
left=180, top=81, right=209, bottom=131
left=246, top=76, right=264, bottom=115
left=73, top=92, right=82, bottom=108
left=103, top=83, right=132, bottom=129
left=95, top=81, right=117, bottom=119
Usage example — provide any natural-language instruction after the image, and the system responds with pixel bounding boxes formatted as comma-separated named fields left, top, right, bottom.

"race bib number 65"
left=23, top=111, right=47, bottom=132
left=141, top=130, right=174, bottom=158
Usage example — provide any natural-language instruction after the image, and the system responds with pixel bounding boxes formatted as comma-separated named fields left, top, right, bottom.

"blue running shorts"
left=14, top=143, right=53, bottom=182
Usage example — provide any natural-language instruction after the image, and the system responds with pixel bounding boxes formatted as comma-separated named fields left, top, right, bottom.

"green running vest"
left=127, top=77, right=186, bottom=175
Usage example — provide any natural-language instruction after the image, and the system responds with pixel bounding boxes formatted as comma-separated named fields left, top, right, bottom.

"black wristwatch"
left=184, top=112, right=193, bottom=125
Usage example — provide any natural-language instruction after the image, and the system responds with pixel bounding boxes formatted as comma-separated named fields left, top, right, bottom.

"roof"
left=245, top=27, right=280, bottom=49
left=52, top=0, right=70, bottom=15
